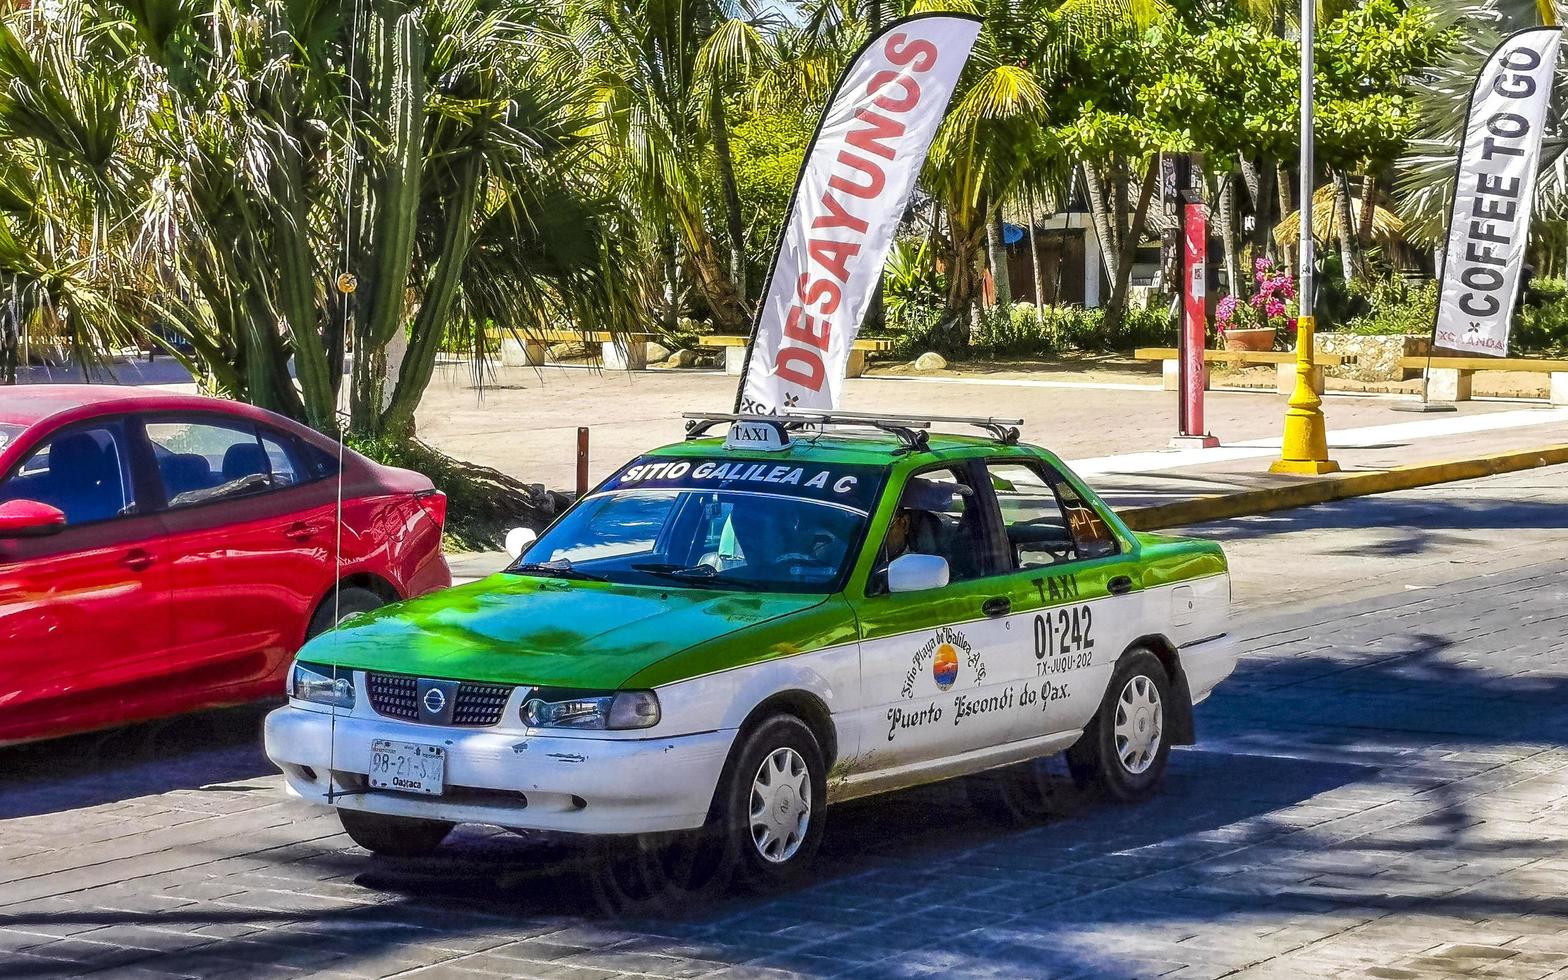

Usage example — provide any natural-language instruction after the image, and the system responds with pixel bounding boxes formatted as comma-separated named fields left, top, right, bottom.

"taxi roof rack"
left=682, top=410, right=1023, bottom=450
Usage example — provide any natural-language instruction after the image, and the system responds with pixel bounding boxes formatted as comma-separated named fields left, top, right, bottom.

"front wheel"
left=338, top=808, right=453, bottom=857
left=713, top=715, right=826, bottom=890
left=306, top=586, right=385, bottom=640
left=1066, top=650, right=1173, bottom=804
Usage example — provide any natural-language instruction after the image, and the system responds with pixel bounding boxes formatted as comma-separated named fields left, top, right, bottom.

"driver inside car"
left=882, top=477, right=961, bottom=565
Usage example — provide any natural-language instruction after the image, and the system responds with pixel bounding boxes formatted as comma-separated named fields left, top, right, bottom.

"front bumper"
left=264, top=705, right=734, bottom=834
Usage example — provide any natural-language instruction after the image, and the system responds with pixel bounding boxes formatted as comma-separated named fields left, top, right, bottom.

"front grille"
left=452, top=682, right=512, bottom=725
left=365, top=672, right=513, bottom=727
left=365, top=672, right=418, bottom=720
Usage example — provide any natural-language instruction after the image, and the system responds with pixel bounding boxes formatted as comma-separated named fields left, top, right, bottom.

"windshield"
left=512, top=456, right=884, bottom=594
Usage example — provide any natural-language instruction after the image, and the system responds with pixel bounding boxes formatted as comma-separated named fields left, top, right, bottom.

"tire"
left=1066, top=650, right=1173, bottom=804
left=337, top=808, right=453, bottom=857
left=712, top=714, right=826, bottom=890
left=306, top=586, right=384, bottom=640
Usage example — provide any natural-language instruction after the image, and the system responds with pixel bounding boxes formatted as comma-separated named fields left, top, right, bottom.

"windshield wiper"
left=631, top=562, right=764, bottom=590
left=510, top=559, right=608, bottom=582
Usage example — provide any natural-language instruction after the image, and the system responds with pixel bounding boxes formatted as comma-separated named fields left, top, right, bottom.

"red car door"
left=145, top=414, right=340, bottom=699
left=0, top=417, right=175, bottom=743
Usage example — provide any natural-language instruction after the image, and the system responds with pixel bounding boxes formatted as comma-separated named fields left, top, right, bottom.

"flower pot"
left=1222, top=328, right=1275, bottom=352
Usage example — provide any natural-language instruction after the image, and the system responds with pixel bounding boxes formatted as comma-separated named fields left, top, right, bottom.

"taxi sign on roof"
left=725, top=420, right=790, bottom=452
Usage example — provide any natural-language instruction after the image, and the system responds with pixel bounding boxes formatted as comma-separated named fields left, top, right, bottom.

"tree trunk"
left=987, top=208, right=1012, bottom=309
left=941, top=202, right=986, bottom=349
left=1239, top=155, right=1277, bottom=260
left=1357, top=172, right=1377, bottom=246
left=1103, top=156, right=1159, bottom=334
left=1027, top=190, right=1044, bottom=306
left=1217, top=171, right=1239, bottom=300
left=659, top=226, right=679, bottom=336
left=0, top=287, right=16, bottom=385
left=1332, top=169, right=1358, bottom=283
left=709, top=88, right=748, bottom=303
left=1276, top=162, right=1294, bottom=269
left=1082, top=164, right=1118, bottom=288
left=675, top=201, right=748, bottom=332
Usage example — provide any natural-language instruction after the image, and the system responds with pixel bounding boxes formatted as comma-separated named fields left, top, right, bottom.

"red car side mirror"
left=0, top=499, right=67, bottom=538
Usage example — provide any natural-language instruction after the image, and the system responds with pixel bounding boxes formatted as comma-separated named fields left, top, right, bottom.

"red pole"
left=1174, top=200, right=1219, bottom=449
left=576, top=427, right=589, bottom=497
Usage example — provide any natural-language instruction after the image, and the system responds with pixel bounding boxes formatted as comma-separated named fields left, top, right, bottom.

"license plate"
left=368, top=740, right=446, bottom=796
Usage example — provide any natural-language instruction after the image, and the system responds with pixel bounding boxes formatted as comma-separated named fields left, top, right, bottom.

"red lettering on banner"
left=846, top=108, right=906, bottom=160
left=798, top=273, right=842, bottom=315
left=885, top=33, right=938, bottom=71
left=807, top=238, right=861, bottom=282
left=776, top=347, right=826, bottom=391
left=784, top=304, right=832, bottom=350
left=829, top=151, right=887, bottom=199
left=867, top=71, right=920, bottom=113
left=812, top=191, right=869, bottom=234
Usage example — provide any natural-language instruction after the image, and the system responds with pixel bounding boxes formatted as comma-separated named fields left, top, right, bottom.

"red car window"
left=0, top=422, right=137, bottom=525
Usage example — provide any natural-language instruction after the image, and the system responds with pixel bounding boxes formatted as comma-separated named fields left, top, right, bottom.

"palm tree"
left=0, top=0, right=637, bottom=439
left=1395, top=0, right=1564, bottom=245
left=570, top=0, right=783, bottom=330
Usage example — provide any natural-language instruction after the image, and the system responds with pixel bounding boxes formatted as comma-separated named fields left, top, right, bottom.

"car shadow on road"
left=0, top=704, right=276, bottom=820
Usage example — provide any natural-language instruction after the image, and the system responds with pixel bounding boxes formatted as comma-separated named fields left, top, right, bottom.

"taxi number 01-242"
left=1034, top=605, right=1093, bottom=676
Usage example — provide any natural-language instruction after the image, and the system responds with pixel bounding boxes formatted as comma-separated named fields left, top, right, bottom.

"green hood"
left=298, top=573, right=825, bottom=689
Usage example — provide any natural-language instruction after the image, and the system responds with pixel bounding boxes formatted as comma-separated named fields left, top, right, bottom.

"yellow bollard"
left=1270, top=316, right=1339, bottom=475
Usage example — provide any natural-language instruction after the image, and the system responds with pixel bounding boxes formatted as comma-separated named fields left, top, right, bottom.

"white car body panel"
left=264, top=572, right=1234, bottom=836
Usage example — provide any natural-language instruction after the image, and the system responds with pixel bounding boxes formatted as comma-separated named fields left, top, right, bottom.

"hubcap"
left=1113, top=674, right=1163, bottom=775
left=749, top=747, right=811, bottom=863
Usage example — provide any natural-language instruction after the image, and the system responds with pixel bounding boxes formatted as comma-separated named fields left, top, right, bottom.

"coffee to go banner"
left=736, top=14, right=981, bottom=415
left=1435, top=26, right=1563, bottom=357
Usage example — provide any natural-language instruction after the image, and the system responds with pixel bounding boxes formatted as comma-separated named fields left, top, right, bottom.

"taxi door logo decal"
left=933, top=643, right=959, bottom=690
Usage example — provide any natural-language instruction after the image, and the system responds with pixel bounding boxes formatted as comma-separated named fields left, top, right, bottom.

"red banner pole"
left=1173, top=199, right=1219, bottom=449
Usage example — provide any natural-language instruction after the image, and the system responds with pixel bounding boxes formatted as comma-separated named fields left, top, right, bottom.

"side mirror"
left=0, top=499, right=66, bottom=539
left=505, top=526, right=538, bottom=559
left=887, top=553, right=949, bottom=594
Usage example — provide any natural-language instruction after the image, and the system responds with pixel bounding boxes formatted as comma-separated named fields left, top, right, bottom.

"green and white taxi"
left=265, top=411, right=1234, bottom=884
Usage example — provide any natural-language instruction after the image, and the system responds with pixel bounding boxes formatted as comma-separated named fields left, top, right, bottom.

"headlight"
left=521, top=690, right=660, bottom=730
left=290, top=661, right=355, bottom=708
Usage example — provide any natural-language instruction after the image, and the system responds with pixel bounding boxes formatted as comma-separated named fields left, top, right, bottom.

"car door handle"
left=123, top=548, right=155, bottom=572
left=982, top=596, right=1011, bottom=618
left=284, top=522, right=319, bottom=542
left=1108, top=575, right=1134, bottom=595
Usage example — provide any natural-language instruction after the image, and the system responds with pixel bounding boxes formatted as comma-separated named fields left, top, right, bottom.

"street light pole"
left=1272, top=0, right=1339, bottom=475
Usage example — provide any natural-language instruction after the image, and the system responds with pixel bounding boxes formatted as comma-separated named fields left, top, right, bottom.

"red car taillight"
left=416, top=489, right=447, bottom=530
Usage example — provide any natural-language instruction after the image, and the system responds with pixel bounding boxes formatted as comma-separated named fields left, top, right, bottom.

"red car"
left=0, top=385, right=451, bottom=745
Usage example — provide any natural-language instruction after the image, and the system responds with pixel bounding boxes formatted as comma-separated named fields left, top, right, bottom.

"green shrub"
left=1343, top=279, right=1437, bottom=336
left=886, top=301, right=1173, bottom=359
left=1515, top=280, right=1568, bottom=353
left=882, top=239, right=946, bottom=328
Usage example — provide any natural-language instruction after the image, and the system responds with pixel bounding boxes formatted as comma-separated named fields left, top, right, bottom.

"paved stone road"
left=4, top=480, right=1568, bottom=978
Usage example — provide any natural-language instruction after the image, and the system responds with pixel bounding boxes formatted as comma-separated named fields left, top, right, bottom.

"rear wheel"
left=1066, top=650, right=1173, bottom=803
left=306, top=586, right=384, bottom=640
left=337, top=809, right=453, bottom=857
left=713, top=715, right=826, bottom=890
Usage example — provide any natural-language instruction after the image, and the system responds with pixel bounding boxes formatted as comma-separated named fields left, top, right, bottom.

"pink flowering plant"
left=1214, top=257, right=1299, bottom=348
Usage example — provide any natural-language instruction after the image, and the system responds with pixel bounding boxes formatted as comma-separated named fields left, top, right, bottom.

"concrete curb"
left=1118, top=444, right=1568, bottom=531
